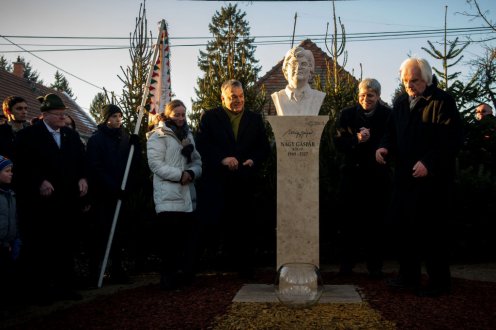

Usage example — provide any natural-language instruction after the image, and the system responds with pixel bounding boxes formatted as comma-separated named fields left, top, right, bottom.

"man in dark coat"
left=467, top=103, right=496, bottom=175
left=85, top=104, right=140, bottom=285
left=196, top=79, right=270, bottom=277
left=376, top=57, right=463, bottom=297
left=14, top=93, right=87, bottom=303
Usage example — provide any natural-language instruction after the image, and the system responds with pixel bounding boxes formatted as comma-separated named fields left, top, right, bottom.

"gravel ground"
left=2, top=263, right=496, bottom=330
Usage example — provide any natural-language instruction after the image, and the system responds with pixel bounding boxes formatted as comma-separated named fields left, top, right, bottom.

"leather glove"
left=181, top=144, right=194, bottom=163
left=129, top=134, right=140, bottom=146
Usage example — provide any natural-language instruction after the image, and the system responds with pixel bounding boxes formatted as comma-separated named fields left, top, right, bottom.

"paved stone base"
left=233, top=284, right=362, bottom=303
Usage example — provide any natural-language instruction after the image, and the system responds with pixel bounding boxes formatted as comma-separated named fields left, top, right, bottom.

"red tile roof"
left=0, top=69, right=97, bottom=139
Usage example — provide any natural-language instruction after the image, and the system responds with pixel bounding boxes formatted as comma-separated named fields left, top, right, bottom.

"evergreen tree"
left=0, top=56, right=11, bottom=71
left=190, top=3, right=263, bottom=130
left=17, top=56, right=43, bottom=84
left=50, top=70, right=75, bottom=98
left=320, top=0, right=359, bottom=121
left=117, top=1, right=153, bottom=136
left=468, top=46, right=496, bottom=111
left=89, top=92, right=107, bottom=124
left=319, top=0, right=360, bottom=214
left=90, top=2, right=156, bottom=273
left=1, top=56, right=43, bottom=84
left=421, top=5, right=477, bottom=113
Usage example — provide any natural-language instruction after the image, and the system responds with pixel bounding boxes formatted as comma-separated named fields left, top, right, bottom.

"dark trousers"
left=156, top=211, right=196, bottom=278
left=86, top=199, right=130, bottom=282
left=393, top=179, right=453, bottom=288
left=18, top=192, right=79, bottom=295
left=218, top=179, right=257, bottom=273
left=336, top=166, right=390, bottom=273
left=0, top=245, right=19, bottom=305
left=196, top=174, right=259, bottom=274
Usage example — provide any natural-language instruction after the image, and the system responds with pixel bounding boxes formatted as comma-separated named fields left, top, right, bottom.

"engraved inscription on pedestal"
left=267, top=116, right=329, bottom=269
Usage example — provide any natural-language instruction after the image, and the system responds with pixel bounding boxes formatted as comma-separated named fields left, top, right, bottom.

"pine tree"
left=0, top=56, right=11, bottom=71
left=117, top=1, right=153, bottom=136
left=89, top=92, right=107, bottom=124
left=0, top=55, right=44, bottom=85
left=319, top=0, right=360, bottom=211
left=469, top=47, right=496, bottom=110
left=50, top=70, right=75, bottom=98
left=190, top=3, right=264, bottom=130
left=421, top=5, right=476, bottom=112
left=87, top=1, right=153, bottom=136
left=17, top=56, right=43, bottom=84
left=320, top=0, right=359, bottom=121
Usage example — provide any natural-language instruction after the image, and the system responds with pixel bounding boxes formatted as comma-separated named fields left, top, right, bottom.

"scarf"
left=223, top=106, right=243, bottom=140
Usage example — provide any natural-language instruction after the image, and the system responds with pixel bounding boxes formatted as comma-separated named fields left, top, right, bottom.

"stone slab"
left=233, top=284, right=362, bottom=304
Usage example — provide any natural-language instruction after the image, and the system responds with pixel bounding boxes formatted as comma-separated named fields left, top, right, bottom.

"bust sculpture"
left=271, top=46, right=325, bottom=116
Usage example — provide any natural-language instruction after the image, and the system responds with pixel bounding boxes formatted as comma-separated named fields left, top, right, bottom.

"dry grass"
left=212, top=302, right=396, bottom=330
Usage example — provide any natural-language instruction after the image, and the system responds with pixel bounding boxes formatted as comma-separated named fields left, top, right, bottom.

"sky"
left=1, top=0, right=495, bottom=121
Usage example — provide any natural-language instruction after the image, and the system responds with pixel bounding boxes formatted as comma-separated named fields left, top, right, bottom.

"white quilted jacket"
left=146, top=125, right=202, bottom=213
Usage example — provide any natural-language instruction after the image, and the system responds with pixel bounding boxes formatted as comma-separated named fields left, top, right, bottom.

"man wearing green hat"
left=13, top=93, right=88, bottom=304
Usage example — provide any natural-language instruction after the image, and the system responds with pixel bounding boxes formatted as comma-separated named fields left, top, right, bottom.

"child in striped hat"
left=0, top=155, right=21, bottom=307
left=0, top=155, right=16, bottom=250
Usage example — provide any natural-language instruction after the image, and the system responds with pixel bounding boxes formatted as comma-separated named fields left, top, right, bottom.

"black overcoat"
left=195, top=106, right=270, bottom=224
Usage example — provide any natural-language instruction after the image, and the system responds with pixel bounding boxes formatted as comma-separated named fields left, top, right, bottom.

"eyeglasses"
left=476, top=110, right=489, bottom=116
left=46, top=111, right=67, bottom=118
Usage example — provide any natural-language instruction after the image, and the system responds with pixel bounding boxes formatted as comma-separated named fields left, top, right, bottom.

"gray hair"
left=282, top=46, right=315, bottom=80
left=359, top=78, right=381, bottom=96
left=221, top=79, right=243, bottom=96
left=399, top=57, right=433, bottom=85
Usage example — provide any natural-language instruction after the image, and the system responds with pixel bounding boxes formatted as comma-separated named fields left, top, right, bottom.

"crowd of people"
left=0, top=56, right=494, bottom=310
left=0, top=79, right=271, bottom=307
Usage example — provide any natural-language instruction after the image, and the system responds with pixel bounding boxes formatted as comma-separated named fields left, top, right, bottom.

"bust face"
left=285, top=54, right=311, bottom=88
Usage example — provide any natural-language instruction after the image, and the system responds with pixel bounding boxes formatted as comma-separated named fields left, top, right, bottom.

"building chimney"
left=13, top=56, right=25, bottom=78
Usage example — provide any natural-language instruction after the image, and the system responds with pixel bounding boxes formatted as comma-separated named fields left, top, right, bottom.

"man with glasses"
left=13, top=93, right=88, bottom=304
left=466, top=103, right=496, bottom=176
left=475, top=103, right=494, bottom=121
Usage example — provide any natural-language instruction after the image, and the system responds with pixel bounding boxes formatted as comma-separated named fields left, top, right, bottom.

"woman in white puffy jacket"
left=146, top=100, right=202, bottom=290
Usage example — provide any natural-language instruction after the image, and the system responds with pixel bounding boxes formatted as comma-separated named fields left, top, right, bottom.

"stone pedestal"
left=267, top=116, right=329, bottom=269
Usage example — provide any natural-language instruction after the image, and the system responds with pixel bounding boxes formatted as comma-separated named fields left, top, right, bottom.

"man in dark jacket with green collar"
left=196, top=79, right=270, bottom=277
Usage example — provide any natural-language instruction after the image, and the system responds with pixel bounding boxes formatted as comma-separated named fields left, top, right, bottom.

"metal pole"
left=291, top=12, right=297, bottom=48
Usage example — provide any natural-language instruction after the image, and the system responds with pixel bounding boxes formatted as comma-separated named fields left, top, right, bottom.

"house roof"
left=256, top=39, right=357, bottom=115
left=0, top=68, right=97, bottom=139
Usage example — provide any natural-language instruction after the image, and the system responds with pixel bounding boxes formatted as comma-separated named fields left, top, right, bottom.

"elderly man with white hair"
left=376, top=57, right=463, bottom=297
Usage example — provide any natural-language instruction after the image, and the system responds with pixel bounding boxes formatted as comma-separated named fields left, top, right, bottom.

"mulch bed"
left=3, top=271, right=496, bottom=330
